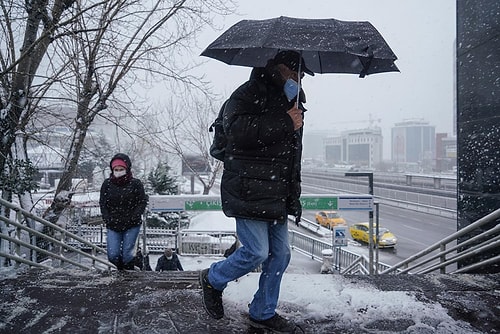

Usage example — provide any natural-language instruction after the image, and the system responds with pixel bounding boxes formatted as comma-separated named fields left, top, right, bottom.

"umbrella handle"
left=296, top=52, right=302, bottom=105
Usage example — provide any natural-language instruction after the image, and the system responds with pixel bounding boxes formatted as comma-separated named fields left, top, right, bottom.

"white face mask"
left=166, top=256, right=173, bottom=260
left=113, top=170, right=127, bottom=178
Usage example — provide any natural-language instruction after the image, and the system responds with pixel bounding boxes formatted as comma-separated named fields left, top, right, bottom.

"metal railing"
left=1, top=193, right=387, bottom=273
left=382, top=208, right=500, bottom=274
left=288, top=228, right=394, bottom=274
left=0, top=198, right=114, bottom=271
left=63, top=218, right=393, bottom=274
left=178, top=230, right=237, bottom=256
left=0, top=190, right=396, bottom=274
left=4, top=195, right=495, bottom=275
left=65, top=224, right=238, bottom=257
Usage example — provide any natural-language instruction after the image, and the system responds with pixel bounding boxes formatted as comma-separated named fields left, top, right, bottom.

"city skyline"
left=186, top=1, right=457, bottom=161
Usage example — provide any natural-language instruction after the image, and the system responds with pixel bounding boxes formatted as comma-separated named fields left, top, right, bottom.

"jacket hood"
left=110, top=153, right=132, bottom=171
left=250, top=67, right=307, bottom=103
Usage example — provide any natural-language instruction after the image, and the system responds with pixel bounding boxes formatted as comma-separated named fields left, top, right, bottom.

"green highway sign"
left=185, top=200, right=222, bottom=210
left=300, top=197, right=338, bottom=210
left=148, top=194, right=372, bottom=212
left=300, top=194, right=373, bottom=210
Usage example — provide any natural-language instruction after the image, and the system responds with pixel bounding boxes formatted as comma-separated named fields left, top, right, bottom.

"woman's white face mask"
left=113, top=170, right=127, bottom=178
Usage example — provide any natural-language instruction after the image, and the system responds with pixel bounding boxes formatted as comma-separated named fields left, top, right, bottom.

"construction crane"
left=335, top=113, right=382, bottom=128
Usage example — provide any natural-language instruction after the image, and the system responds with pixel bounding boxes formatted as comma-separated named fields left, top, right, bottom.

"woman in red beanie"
left=99, top=153, right=148, bottom=270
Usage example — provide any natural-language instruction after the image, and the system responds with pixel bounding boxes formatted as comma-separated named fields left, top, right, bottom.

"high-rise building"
left=435, top=133, right=456, bottom=172
left=391, top=120, right=435, bottom=171
left=324, top=127, right=382, bottom=169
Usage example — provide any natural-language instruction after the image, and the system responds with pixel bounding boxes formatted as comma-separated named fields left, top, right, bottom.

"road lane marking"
left=397, top=235, right=428, bottom=247
left=400, top=224, right=424, bottom=232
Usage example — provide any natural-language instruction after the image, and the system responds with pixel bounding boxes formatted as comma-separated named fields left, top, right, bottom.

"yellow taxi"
left=315, top=210, right=346, bottom=229
left=349, top=222, right=397, bottom=248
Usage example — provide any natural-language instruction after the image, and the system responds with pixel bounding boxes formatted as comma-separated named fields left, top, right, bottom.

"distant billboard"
left=182, top=155, right=210, bottom=175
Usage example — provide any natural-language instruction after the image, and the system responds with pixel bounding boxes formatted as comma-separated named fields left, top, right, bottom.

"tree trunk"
left=0, top=0, right=75, bottom=184
left=42, top=106, right=94, bottom=223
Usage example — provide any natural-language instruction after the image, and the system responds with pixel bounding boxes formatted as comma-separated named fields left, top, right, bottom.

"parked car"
left=315, top=210, right=346, bottom=229
left=349, top=222, right=397, bottom=248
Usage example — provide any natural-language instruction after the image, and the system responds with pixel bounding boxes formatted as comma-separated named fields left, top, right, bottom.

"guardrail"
left=302, top=169, right=457, bottom=192
left=296, top=217, right=331, bottom=238
left=301, top=174, right=457, bottom=219
left=288, top=228, right=394, bottom=274
left=178, top=230, right=237, bottom=256
left=68, top=217, right=390, bottom=274
left=63, top=218, right=394, bottom=274
left=0, top=198, right=114, bottom=271
left=374, top=196, right=456, bottom=219
left=65, top=224, right=237, bottom=256
left=69, top=225, right=238, bottom=256
left=289, top=229, right=330, bottom=261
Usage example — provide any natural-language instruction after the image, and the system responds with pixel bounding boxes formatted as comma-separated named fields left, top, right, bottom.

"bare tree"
left=1, top=2, right=237, bottom=262
left=2, top=1, right=234, bottom=223
left=145, top=96, right=223, bottom=195
left=0, top=0, right=80, bottom=203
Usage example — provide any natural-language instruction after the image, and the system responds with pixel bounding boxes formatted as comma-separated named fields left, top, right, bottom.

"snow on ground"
left=146, top=211, right=481, bottom=333
left=2, top=194, right=486, bottom=332
left=165, top=254, right=479, bottom=332
left=222, top=274, right=478, bottom=333
left=188, top=211, right=236, bottom=231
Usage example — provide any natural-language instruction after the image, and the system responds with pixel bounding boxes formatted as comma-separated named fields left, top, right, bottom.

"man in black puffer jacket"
left=200, top=50, right=312, bottom=333
left=100, top=153, right=148, bottom=270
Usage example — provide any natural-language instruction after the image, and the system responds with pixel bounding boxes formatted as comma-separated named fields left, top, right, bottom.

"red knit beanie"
left=111, top=158, right=127, bottom=169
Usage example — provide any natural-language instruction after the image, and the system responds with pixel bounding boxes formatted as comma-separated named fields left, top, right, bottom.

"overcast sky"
left=192, top=0, right=456, bottom=159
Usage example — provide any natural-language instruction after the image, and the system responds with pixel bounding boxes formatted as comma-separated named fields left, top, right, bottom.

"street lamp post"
left=344, top=172, right=375, bottom=274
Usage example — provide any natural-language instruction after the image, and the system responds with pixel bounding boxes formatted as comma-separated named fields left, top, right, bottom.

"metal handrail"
left=393, top=225, right=500, bottom=274
left=381, top=208, right=500, bottom=274
left=0, top=197, right=114, bottom=270
left=341, top=255, right=371, bottom=275
left=288, top=228, right=395, bottom=273
left=3, top=194, right=496, bottom=275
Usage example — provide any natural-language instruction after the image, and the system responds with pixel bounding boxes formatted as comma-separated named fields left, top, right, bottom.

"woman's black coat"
left=99, top=153, right=148, bottom=232
left=99, top=177, right=148, bottom=232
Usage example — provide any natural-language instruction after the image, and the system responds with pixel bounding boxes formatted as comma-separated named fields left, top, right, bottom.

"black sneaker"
left=249, top=313, right=303, bottom=333
left=199, top=268, right=224, bottom=319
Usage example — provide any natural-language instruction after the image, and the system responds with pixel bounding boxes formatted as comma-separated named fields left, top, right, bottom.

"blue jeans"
left=208, top=218, right=291, bottom=321
left=106, top=226, right=140, bottom=268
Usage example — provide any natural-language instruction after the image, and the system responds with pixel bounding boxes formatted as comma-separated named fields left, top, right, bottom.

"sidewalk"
left=0, top=267, right=498, bottom=333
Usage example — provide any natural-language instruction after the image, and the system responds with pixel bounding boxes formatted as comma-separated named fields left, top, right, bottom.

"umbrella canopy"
left=201, top=16, right=399, bottom=77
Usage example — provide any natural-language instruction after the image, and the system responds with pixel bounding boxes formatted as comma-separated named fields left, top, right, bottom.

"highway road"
left=297, top=207, right=456, bottom=267
left=210, top=173, right=458, bottom=267
left=299, top=181, right=457, bottom=267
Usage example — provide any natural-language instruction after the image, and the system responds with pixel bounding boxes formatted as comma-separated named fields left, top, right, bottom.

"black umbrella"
left=201, top=16, right=399, bottom=77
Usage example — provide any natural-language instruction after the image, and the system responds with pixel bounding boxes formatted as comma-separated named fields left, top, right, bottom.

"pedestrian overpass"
left=0, top=195, right=498, bottom=333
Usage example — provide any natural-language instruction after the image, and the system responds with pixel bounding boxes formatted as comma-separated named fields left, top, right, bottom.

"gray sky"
left=193, top=0, right=456, bottom=159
